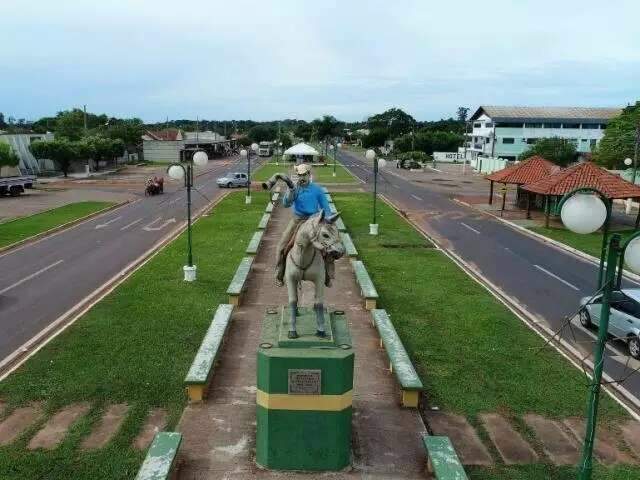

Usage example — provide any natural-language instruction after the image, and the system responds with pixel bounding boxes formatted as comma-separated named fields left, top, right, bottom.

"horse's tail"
left=262, top=173, right=294, bottom=191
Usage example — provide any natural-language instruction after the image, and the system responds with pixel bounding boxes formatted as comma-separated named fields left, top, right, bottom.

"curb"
left=0, top=200, right=132, bottom=256
left=0, top=191, right=231, bottom=381
left=452, top=198, right=640, bottom=285
left=380, top=194, right=640, bottom=420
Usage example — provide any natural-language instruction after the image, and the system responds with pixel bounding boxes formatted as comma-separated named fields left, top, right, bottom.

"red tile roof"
left=485, top=155, right=561, bottom=185
left=522, top=161, right=640, bottom=199
left=144, top=129, right=182, bottom=141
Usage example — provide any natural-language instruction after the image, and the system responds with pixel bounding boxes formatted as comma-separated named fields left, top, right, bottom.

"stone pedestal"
left=256, top=307, right=354, bottom=471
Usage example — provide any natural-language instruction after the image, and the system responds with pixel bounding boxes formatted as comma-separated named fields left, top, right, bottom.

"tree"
left=361, top=128, right=389, bottom=148
left=457, top=107, right=470, bottom=122
left=104, top=118, right=144, bottom=151
left=247, top=125, right=277, bottom=143
left=519, top=137, right=576, bottom=166
left=30, top=139, right=78, bottom=177
left=394, top=130, right=463, bottom=155
left=53, top=109, right=109, bottom=141
left=0, top=142, right=19, bottom=167
left=0, top=113, right=6, bottom=129
left=294, top=123, right=313, bottom=141
left=594, top=102, right=640, bottom=169
left=79, top=135, right=125, bottom=171
left=367, top=108, right=416, bottom=138
left=312, top=115, right=342, bottom=141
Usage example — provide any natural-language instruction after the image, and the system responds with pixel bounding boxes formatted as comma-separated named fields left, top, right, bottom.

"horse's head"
left=310, top=211, right=345, bottom=259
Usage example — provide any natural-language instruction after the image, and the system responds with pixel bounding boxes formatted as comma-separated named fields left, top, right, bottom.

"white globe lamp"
left=240, top=149, right=247, bottom=158
left=560, top=193, right=607, bottom=234
left=624, top=237, right=640, bottom=274
left=378, top=158, right=387, bottom=169
left=251, top=143, right=259, bottom=152
left=337, top=142, right=342, bottom=148
left=366, top=149, right=376, bottom=161
left=625, top=157, right=633, bottom=166
left=192, top=150, right=208, bottom=167
left=168, top=165, right=184, bottom=180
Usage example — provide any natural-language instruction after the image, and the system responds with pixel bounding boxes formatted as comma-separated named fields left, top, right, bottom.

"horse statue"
left=263, top=174, right=345, bottom=339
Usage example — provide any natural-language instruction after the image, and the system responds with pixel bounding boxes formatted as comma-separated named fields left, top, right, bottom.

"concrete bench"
left=135, top=432, right=182, bottom=480
left=422, top=436, right=468, bottom=479
left=372, top=309, right=423, bottom=407
left=184, top=304, right=234, bottom=402
left=335, top=217, right=346, bottom=232
left=351, top=260, right=378, bottom=310
left=227, top=256, right=254, bottom=305
left=258, top=213, right=270, bottom=230
left=329, top=203, right=337, bottom=215
left=340, top=232, right=358, bottom=257
left=246, top=231, right=264, bottom=256
left=265, top=202, right=274, bottom=213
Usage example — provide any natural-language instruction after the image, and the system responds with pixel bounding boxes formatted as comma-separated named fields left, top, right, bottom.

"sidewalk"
left=176, top=201, right=426, bottom=479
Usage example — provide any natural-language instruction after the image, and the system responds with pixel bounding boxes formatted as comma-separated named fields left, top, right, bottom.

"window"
left=581, top=123, right=599, bottom=129
left=485, top=137, right=491, bottom=144
left=590, top=139, right=597, bottom=148
left=545, top=123, right=561, bottom=128
left=473, top=122, right=482, bottom=128
left=600, top=124, right=607, bottom=129
left=485, top=122, right=494, bottom=128
left=563, top=123, right=580, bottom=129
left=581, top=139, right=588, bottom=143
left=526, top=138, right=538, bottom=144
left=502, top=138, right=514, bottom=144
left=495, top=122, right=524, bottom=128
left=525, top=123, right=543, bottom=128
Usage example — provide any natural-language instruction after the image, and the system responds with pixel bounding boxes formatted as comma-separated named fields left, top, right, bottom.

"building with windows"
left=465, top=106, right=621, bottom=161
left=142, top=130, right=232, bottom=163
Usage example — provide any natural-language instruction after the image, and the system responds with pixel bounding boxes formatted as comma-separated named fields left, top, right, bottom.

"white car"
left=216, top=172, right=249, bottom=188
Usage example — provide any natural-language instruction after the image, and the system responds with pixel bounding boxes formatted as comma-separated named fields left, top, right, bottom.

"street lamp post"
left=366, top=149, right=386, bottom=235
left=625, top=158, right=634, bottom=214
left=558, top=189, right=638, bottom=480
left=167, top=149, right=209, bottom=281
left=333, top=142, right=342, bottom=177
left=241, top=143, right=259, bottom=204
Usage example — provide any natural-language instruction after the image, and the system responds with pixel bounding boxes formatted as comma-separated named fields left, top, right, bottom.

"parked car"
left=217, top=172, right=249, bottom=188
left=579, top=289, right=640, bottom=359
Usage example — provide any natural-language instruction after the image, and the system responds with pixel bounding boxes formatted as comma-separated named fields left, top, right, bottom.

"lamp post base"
left=245, top=195, right=252, bottom=204
left=369, top=224, right=379, bottom=235
left=332, top=171, right=336, bottom=177
left=183, top=265, right=197, bottom=282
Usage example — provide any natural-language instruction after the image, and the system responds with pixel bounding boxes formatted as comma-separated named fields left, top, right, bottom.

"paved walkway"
left=176, top=201, right=427, bottom=479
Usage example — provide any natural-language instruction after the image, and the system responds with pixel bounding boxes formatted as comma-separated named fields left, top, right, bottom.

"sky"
left=2, top=0, right=639, bottom=123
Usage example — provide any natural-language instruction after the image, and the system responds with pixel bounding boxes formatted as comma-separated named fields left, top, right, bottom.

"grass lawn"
left=252, top=162, right=357, bottom=184
left=333, top=193, right=635, bottom=479
left=0, top=192, right=268, bottom=480
left=529, top=226, right=635, bottom=259
left=0, top=202, right=115, bottom=248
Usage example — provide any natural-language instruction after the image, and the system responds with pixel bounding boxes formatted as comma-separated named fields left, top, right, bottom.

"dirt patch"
left=524, top=414, right=579, bottom=465
left=81, top=403, right=129, bottom=450
left=0, top=403, right=43, bottom=446
left=133, top=408, right=168, bottom=450
left=479, top=413, right=538, bottom=464
left=563, top=417, right=635, bottom=464
left=28, top=402, right=91, bottom=450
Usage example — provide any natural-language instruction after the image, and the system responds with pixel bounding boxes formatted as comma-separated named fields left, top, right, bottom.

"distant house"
left=142, top=130, right=231, bottom=163
left=466, top=106, right=621, bottom=161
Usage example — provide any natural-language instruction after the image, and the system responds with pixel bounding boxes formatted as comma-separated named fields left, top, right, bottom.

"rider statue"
left=275, top=163, right=335, bottom=289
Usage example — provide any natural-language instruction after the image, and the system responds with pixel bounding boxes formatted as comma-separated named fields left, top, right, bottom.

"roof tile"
left=485, top=156, right=560, bottom=185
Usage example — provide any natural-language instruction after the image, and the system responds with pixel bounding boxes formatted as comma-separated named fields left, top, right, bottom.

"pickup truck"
left=0, top=175, right=36, bottom=196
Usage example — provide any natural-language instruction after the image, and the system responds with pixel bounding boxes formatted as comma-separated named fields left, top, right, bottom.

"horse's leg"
left=314, top=274, right=326, bottom=338
left=286, top=265, right=299, bottom=339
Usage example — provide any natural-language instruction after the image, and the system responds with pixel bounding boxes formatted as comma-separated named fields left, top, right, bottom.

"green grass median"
left=333, top=192, right=636, bottom=479
left=0, top=192, right=268, bottom=480
left=252, top=162, right=356, bottom=184
left=0, top=201, right=115, bottom=248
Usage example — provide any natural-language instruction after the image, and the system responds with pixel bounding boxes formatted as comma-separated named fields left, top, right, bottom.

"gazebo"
left=485, top=156, right=561, bottom=213
left=284, top=142, right=319, bottom=158
left=522, top=161, right=640, bottom=227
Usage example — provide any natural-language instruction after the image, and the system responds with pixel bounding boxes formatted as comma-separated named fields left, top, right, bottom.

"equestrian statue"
left=262, top=164, right=345, bottom=339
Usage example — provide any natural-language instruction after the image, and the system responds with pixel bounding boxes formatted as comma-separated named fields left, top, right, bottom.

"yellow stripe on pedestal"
left=256, top=389, right=353, bottom=411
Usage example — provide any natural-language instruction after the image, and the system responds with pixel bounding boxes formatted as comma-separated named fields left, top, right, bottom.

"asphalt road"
left=0, top=156, right=259, bottom=363
left=339, top=149, right=640, bottom=406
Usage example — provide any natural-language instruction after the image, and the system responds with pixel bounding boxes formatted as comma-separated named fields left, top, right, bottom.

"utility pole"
left=83, top=105, right=87, bottom=133
left=632, top=123, right=640, bottom=185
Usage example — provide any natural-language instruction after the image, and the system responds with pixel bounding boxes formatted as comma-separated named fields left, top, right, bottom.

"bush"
left=0, top=143, right=19, bottom=167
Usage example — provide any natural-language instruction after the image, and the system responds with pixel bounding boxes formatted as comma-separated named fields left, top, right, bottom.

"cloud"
left=1, top=0, right=638, bottom=122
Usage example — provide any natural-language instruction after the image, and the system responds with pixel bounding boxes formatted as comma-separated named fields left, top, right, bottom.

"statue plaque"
left=288, top=369, right=321, bottom=395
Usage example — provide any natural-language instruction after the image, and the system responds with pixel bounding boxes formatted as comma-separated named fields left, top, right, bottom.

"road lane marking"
left=427, top=166, right=442, bottom=172
left=120, top=218, right=143, bottom=231
left=0, top=260, right=64, bottom=295
left=392, top=184, right=399, bottom=188
left=460, top=222, right=481, bottom=234
left=95, top=216, right=122, bottom=230
left=168, top=197, right=181, bottom=205
left=534, top=265, right=580, bottom=291
left=143, top=217, right=177, bottom=231
left=411, top=194, right=423, bottom=201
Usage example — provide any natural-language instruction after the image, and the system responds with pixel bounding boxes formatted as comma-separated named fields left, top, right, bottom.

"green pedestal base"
left=256, top=307, right=354, bottom=471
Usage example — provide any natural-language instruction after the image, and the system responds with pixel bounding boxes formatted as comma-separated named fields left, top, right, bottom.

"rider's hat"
left=294, top=164, right=312, bottom=175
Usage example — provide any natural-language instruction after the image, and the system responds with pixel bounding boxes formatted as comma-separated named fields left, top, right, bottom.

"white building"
left=142, top=130, right=230, bottom=163
left=465, top=106, right=621, bottom=161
